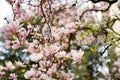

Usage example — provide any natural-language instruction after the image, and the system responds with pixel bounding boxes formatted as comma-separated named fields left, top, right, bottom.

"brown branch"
left=80, top=4, right=111, bottom=20
left=11, top=1, right=16, bottom=21
left=40, top=0, right=51, bottom=36
left=47, top=0, right=52, bottom=24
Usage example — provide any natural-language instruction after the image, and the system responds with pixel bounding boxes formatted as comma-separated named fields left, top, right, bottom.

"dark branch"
left=80, top=4, right=111, bottom=20
left=4, top=17, right=9, bottom=24
left=90, top=0, right=118, bottom=5
left=100, top=44, right=112, bottom=56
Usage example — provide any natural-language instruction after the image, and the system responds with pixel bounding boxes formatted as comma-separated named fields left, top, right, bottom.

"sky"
left=0, top=0, right=13, bottom=29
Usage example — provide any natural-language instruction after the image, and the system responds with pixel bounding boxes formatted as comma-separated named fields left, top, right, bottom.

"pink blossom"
left=12, top=39, right=21, bottom=49
left=0, top=71, right=5, bottom=78
left=66, top=73, right=75, bottom=80
left=55, top=51, right=67, bottom=59
left=114, top=61, right=120, bottom=67
left=5, top=39, right=20, bottom=49
left=60, top=71, right=74, bottom=80
left=52, top=34, right=60, bottom=41
left=4, top=40, right=12, bottom=49
left=3, top=21, right=19, bottom=34
left=5, top=61, right=15, bottom=71
left=112, top=67, right=117, bottom=72
left=27, top=45, right=39, bottom=53
left=71, top=49, right=84, bottom=63
left=65, top=22, right=77, bottom=29
left=39, top=61, right=46, bottom=68
left=30, top=53, right=43, bottom=62
left=24, top=68, right=37, bottom=79
left=27, top=24, right=33, bottom=32
left=9, top=73, right=17, bottom=80
left=63, top=28, right=76, bottom=35
left=39, top=60, right=51, bottom=70
left=105, top=73, right=111, bottom=80
left=3, top=21, right=19, bottom=39
left=27, top=40, right=39, bottom=53
left=18, top=28, right=29, bottom=38
left=34, top=71, right=41, bottom=78
left=31, top=77, right=38, bottom=80
left=61, top=42, right=69, bottom=50
left=15, top=61, right=26, bottom=67
left=39, top=61, right=51, bottom=69
left=24, top=13, right=31, bottom=21
left=4, top=33, right=12, bottom=39
left=115, top=73, right=120, bottom=79
left=51, top=27, right=61, bottom=41
left=43, top=43, right=60, bottom=56
left=47, top=64, right=57, bottom=75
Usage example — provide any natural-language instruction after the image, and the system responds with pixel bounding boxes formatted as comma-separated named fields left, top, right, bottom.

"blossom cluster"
left=0, top=61, right=25, bottom=80
left=1, top=0, right=88, bottom=79
left=3, top=16, right=84, bottom=79
left=1, top=0, right=120, bottom=80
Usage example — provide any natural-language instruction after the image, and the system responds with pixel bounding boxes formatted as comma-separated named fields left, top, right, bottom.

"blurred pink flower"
left=3, top=21, right=19, bottom=39
left=114, top=61, right=120, bottom=67
left=65, top=22, right=77, bottom=29
left=66, top=73, right=75, bottom=80
left=39, top=60, right=51, bottom=70
left=12, top=39, right=21, bottom=49
left=27, top=40, right=39, bottom=53
left=112, top=67, right=117, bottom=72
left=27, top=44, right=39, bottom=53
left=55, top=51, right=67, bottom=59
left=47, top=64, right=57, bottom=75
left=24, top=68, right=37, bottom=79
left=71, top=49, right=84, bottom=63
left=15, top=61, right=26, bottom=67
left=30, top=53, right=43, bottom=62
left=44, top=43, right=60, bottom=56
left=31, top=77, right=38, bottom=80
left=60, top=71, right=74, bottom=80
left=5, top=39, right=20, bottom=49
left=115, top=73, right=120, bottom=79
left=9, top=73, right=17, bottom=80
left=18, top=28, right=29, bottom=38
left=3, top=21, right=19, bottom=34
left=0, top=71, right=5, bottom=78
left=24, top=13, right=31, bottom=21
left=4, top=33, right=12, bottom=39
left=5, top=40, right=12, bottom=49
left=27, top=24, right=33, bottom=32
left=5, top=61, right=15, bottom=71
left=40, top=74, right=53, bottom=80
left=63, top=28, right=76, bottom=35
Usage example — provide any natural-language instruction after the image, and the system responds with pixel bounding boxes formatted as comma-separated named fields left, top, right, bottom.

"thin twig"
left=4, top=18, right=9, bottom=24
left=40, top=0, right=51, bottom=35
left=101, top=44, right=112, bottom=56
